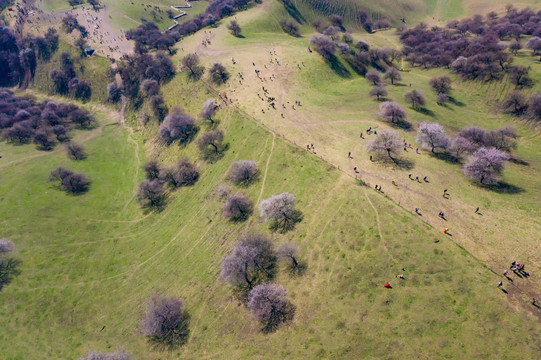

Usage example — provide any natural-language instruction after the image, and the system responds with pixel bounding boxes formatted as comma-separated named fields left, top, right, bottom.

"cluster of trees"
left=0, top=89, right=96, bottom=149
left=366, top=121, right=515, bottom=185
left=0, top=238, right=19, bottom=291
left=357, top=10, right=391, bottom=33
left=400, top=7, right=541, bottom=80
left=114, top=51, right=175, bottom=111
left=137, top=157, right=199, bottom=210
left=220, top=233, right=299, bottom=332
left=50, top=52, right=92, bottom=101
left=219, top=161, right=259, bottom=222
left=22, top=27, right=59, bottom=62
left=127, top=23, right=176, bottom=55
left=310, top=27, right=401, bottom=77
left=1, top=24, right=59, bottom=87
left=503, top=90, right=541, bottom=120
left=49, top=166, right=91, bottom=194
left=415, top=122, right=516, bottom=184
left=180, top=53, right=230, bottom=87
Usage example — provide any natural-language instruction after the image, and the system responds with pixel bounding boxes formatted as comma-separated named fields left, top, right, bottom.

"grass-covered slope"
left=1, top=71, right=540, bottom=358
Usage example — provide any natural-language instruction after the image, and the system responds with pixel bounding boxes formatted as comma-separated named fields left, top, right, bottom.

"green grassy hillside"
left=1, top=0, right=541, bottom=358
left=1, top=71, right=540, bottom=359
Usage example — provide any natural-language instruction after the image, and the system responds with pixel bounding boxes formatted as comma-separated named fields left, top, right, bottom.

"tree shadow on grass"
left=414, top=107, right=436, bottom=118
left=449, top=96, right=465, bottom=107
left=261, top=302, right=296, bottom=334
left=269, top=210, right=303, bottom=233
left=430, top=151, right=460, bottom=165
left=148, top=312, right=191, bottom=350
left=282, top=1, right=306, bottom=24
left=0, top=258, right=21, bottom=291
left=484, top=181, right=525, bottom=194
left=390, top=120, right=413, bottom=131
left=509, top=157, right=529, bottom=166
left=325, top=56, right=351, bottom=78
left=392, top=157, right=415, bottom=170
left=286, top=261, right=307, bottom=277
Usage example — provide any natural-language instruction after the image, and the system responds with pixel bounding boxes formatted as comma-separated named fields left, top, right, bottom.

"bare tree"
left=429, top=76, right=452, bottom=94
left=379, top=101, right=407, bottom=124
left=369, top=85, right=387, bottom=101
left=159, top=107, right=198, bottom=144
left=449, top=136, right=475, bottom=160
left=197, top=129, right=225, bottom=160
left=329, top=14, right=343, bottom=28
left=309, top=35, right=336, bottom=59
left=502, top=90, right=527, bottom=114
left=209, top=63, right=229, bottom=85
left=404, top=89, right=426, bottom=109
left=0, top=239, right=14, bottom=255
left=137, top=180, right=166, bottom=209
left=384, top=67, right=401, bottom=85
left=416, top=122, right=449, bottom=152
left=484, top=126, right=517, bottom=152
left=355, top=39, right=370, bottom=51
left=69, top=108, right=96, bottom=128
left=228, top=20, right=242, bottom=37
left=509, top=41, right=521, bottom=55
left=65, top=142, right=86, bottom=160
left=276, top=243, right=299, bottom=270
left=259, top=192, right=302, bottom=232
left=464, top=147, right=509, bottom=185
left=366, top=70, right=382, bottom=85
left=509, top=66, right=532, bottom=88
left=181, top=53, right=204, bottom=78
left=459, top=126, right=488, bottom=149
left=49, top=167, right=91, bottom=193
left=150, top=95, right=167, bottom=121
left=280, top=19, right=300, bottom=37
left=161, top=158, right=199, bottom=187
left=79, top=350, right=132, bottom=360
left=142, top=79, right=160, bottom=96
left=200, top=99, right=217, bottom=125
left=338, top=43, right=351, bottom=55
left=527, top=93, right=541, bottom=120
left=366, top=129, right=402, bottom=162
left=247, top=284, right=293, bottom=333
left=436, top=93, right=449, bottom=105
left=144, top=160, right=161, bottom=180
left=526, top=36, right=541, bottom=59
left=223, top=193, right=253, bottom=221
left=107, top=82, right=122, bottom=103
left=33, top=130, right=55, bottom=150
left=227, top=160, right=259, bottom=186
left=220, top=234, right=276, bottom=290
left=141, top=294, right=189, bottom=346
left=0, top=239, right=19, bottom=291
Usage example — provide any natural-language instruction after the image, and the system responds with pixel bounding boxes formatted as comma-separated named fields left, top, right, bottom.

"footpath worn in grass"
left=1, top=74, right=540, bottom=358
